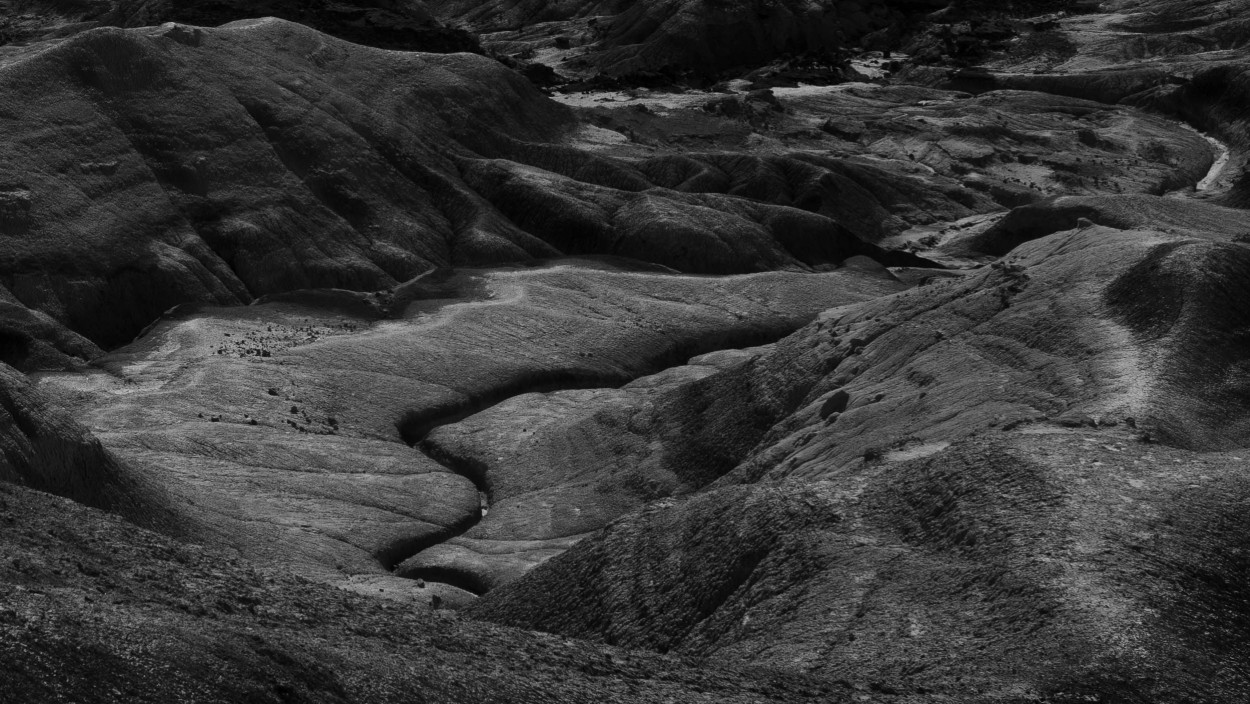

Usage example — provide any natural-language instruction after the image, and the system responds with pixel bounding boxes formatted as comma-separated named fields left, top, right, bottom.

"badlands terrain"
left=2, top=0, right=1250, bottom=701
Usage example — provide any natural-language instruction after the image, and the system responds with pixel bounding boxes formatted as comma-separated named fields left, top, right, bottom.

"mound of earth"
left=946, top=193, right=1250, bottom=256
left=0, top=18, right=566, bottom=352
left=0, top=479, right=853, bottom=704
left=474, top=428, right=1250, bottom=702
left=473, top=223, right=1250, bottom=701
left=0, top=19, right=909, bottom=360
left=0, top=0, right=480, bottom=52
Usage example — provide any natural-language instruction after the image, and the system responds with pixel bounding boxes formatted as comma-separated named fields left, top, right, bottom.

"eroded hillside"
left=4, top=1, right=1250, bottom=703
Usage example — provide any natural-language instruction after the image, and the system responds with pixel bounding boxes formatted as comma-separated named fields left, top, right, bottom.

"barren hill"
left=5, top=1, right=1250, bottom=702
left=0, top=0, right=480, bottom=52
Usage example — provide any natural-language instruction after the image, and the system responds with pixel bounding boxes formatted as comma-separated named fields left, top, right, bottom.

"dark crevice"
left=399, top=565, right=490, bottom=597
left=387, top=322, right=823, bottom=592
left=395, top=323, right=809, bottom=446
left=374, top=514, right=479, bottom=573
left=0, top=330, right=32, bottom=368
left=420, top=443, right=492, bottom=498
left=858, top=242, right=947, bottom=269
left=397, top=370, right=627, bottom=447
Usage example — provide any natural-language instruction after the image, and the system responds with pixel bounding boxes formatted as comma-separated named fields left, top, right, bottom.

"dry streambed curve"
left=389, top=342, right=775, bottom=596
left=28, top=260, right=905, bottom=607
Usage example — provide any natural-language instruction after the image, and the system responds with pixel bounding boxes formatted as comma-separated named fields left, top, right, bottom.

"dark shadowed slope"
left=434, top=0, right=920, bottom=79
left=0, top=364, right=173, bottom=530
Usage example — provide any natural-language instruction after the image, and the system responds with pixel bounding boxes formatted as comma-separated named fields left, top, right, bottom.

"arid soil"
left=4, top=0, right=1250, bottom=702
